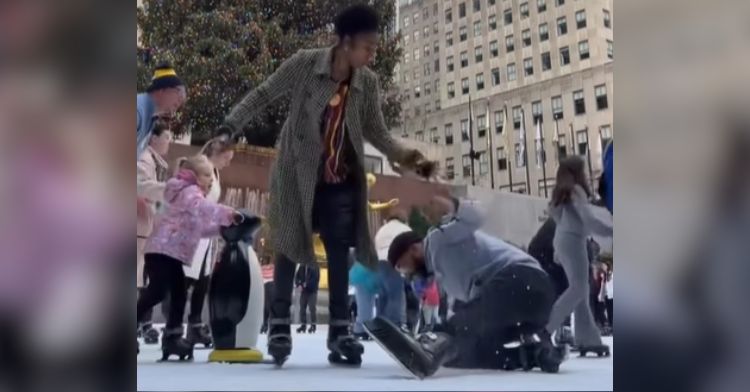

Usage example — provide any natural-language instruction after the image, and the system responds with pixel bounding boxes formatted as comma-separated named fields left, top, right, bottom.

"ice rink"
left=137, top=325, right=612, bottom=391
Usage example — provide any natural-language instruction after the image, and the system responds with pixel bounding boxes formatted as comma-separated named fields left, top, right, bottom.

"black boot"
left=353, top=332, right=371, bottom=341
left=186, top=324, right=213, bottom=348
left=160, top=328, right=194, bottom=362
left=268, top=319, right=292, bottom=367
left=364, top=317, right=457, bottom=379
left=308, top=324, right=317, bottom=334
left=260, top=323, right=268, bottom=334
left=327, top=321, right=364, bottom=367
left=577, top=343, right=610, bottom=358
left=536, top=329, right=566, bottom=373
left=296, top=324, right=307, bottom=334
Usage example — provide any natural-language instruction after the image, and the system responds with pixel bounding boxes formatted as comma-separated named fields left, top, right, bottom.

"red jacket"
left=423, top=281, right=440, bottom=306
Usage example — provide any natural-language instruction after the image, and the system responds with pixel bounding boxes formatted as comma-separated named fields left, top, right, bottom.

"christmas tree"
left=137, top=0, right=403, bottom=147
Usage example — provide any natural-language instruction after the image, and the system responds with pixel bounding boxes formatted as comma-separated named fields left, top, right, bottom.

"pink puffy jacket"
left=144, top=169, right=235, bottom=265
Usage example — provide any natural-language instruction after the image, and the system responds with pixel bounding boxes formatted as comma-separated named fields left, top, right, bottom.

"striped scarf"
left=321, top=82, right=350, bottom=183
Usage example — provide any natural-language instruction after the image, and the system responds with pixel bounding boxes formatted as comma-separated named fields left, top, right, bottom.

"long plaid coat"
left=224, top=47, right=408, bottom=269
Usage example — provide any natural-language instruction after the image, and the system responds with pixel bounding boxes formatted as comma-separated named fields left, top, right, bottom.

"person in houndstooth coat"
left=216, top=4, right=430, bottom=366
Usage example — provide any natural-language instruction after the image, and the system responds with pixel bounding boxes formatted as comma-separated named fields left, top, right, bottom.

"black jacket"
left=295, top=264, right=320, bottom=292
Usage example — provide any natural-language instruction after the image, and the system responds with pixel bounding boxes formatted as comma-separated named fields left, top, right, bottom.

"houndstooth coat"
left=224, top=47, right=409, bottom=269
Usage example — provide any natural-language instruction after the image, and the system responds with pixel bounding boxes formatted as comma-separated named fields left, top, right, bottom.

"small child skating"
left=137, top=155, right=242, bottom=361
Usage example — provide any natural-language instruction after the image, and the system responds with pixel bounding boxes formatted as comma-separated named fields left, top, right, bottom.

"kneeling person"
left=366, top=196, right=564, bottom=378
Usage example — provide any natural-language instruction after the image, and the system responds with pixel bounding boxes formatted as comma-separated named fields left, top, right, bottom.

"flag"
left=535, top=120, right=542, bottom=168
left=519, top=110, right=526, bottom=167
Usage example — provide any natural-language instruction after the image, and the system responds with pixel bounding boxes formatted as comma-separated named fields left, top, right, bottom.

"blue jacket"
left=137, top=93, right=156, bottom=160
left=349, top=262, right=379, bottom=295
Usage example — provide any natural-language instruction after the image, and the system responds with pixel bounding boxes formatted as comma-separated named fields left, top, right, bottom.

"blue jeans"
left=376, top=261, right=406, bottom=327
left=353, top=287, right=376, bottom=334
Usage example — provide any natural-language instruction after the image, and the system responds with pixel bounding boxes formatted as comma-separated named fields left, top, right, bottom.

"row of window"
left=439, top=125, right=613, bottom=180
left=444, top=1, right=585, bottom=26
left=408, top=86, right=609, bottom=145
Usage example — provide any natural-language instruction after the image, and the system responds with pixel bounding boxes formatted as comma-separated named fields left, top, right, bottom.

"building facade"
left=396, top=0, right=613, bottom=196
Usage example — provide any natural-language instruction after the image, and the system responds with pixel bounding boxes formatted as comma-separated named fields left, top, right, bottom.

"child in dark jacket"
left=295, top=263, right=320, bottom=333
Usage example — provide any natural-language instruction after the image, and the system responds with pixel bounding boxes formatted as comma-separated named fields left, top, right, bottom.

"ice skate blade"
left=328, top=352, right=362, bottom=368
left=208, top=348, right=264, bottom=363
left=363, top=321, right=426, bottom=380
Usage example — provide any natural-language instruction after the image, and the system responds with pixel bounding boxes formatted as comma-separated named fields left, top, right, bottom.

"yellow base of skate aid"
left=208, top=348, right=264, bottom=363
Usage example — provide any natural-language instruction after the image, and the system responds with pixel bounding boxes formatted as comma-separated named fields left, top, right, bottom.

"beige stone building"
left=395, top=0, right=613, bottom=196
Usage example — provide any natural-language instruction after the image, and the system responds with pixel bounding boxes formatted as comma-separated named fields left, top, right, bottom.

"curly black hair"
left=334, top=3, right=380, bottom=39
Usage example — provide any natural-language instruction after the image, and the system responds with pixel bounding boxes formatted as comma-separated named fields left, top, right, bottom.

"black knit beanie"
left=146, top=63, right=184, bottom=92
left=387, top=231, right=423, bottom=267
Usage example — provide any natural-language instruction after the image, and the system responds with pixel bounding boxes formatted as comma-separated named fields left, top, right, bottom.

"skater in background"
left=369, top=195, right=564, bottom=378
left=545, top=156, right=613, bottom=357
left=136, top=63, right=185, bottom=158
left=349, top=259, right=379, bottom=340
left=419, top=280, right=440, bottom=333
left=137, top=119, right=172, bottom=344
left=215, top=3, right=433, bottom=365
left=374, top=207, right=411, bottom=328
left=295, top=262, right=320, bottom=334
left=137, top=155, right=241, bottom=360
left=591, top=261, right=609, bottom=332
left=260, top=256, right=275, bottom=334
left=604, top=265, right=613, bottom=335
left=181, top=135, right=236, bottom=348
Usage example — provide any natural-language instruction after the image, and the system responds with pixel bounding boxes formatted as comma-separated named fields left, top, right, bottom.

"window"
left=479, top=152, right=489, bottom=175
left=424, top=26, right=430, bottom=38
left=415, top=86, right=421, bottom=98
left=423, top=7, right=429, bottom=20
left=600, top=125, right=612, bottom=150
left=573, top=90, right=586, bottom=115
left=520, top=2, right=529, bottom=19
left=578, top=40, right=590, bottom=60
left=461, top=78, right=470, bottom=95
left=557, top=136, right=567, bottom=158
left=506, top=35, right=515, bottom=52
left=460, top=51, right=469, bottom=67
left=524, top=57, right=534, bottom=76
left=607, top=40, right=614, bottom=59
left=462, top=154, right=471, bottom=177
left=576, top=130, right=588, bottom=155
left=539, top=23, right=549, bottom=41
left=414, top=30, right=420, bottom=42
left=434, top=79, right=440, bottom=94
left=489, top=15, right=497, bottom=30
left=532, top=100, right=543, bottom=124
left=424, top=44, right=430, bottom=57
left=435, top=99, right=441, bottom=110
left=504, top=8, right=513, bottom=25
left=474, top=21, right=482, bottom=37
left=364, top=155, right=383, bottom=174
left=551, top=95, right=563, bottom=119
left=576, top=10, right=586, bottom=29
left=461, top=119, right=469, bottom=141
left=595, top=84, right=609, bottom=110
left=477, top=114, right=487, bottom=138
left=445, top=123, right=454, bottom=145
left=521, top=29, right=532, bottom=47
left=446, top=157, right=455, bottom=179
left=424, top=63, right=431, bottom=77
left=446, top=32, right=453, bottom=46
left=556, top=0, right=565, bottom=6
left=413, top=69, right=419, bottom=79
left=403, top=73, right=409, bottom=83
left=404, top=52, right=410, bottom=64
left=414, top=48, right=420, bottom=61
left=557, top=17, right=567, bottom=35
left=603, top=9, right=611, bottom=28
left=512, top=106, right=522, bottom=129
left=507, top=63, right=517, bottom=81
left=415, top=130, right=424, bottom=142
left=490, top=40, right=499, bottom=57
left=537, top=0, right=547, bottom=13
left=447, top=82, right=455, bottom=98
left=476, top=73, right=485, bottom=90
left=415, top=106, right=421, bottom=116
left=434, top=58, right=440, bottom=72
left=535, top=139, right=544, bottom=166
left=475, top=45, right=483, bottom=62
left=403, top=16, right=410, bottom=28
left=445, top=8, right=452, bottom=23
left=414, top=12, right=420, bottom=25
left=424, top=82, right=431, bottom=95
left=515, top=143, right=524, bottom=167
left=494, top=110, right=504, bottom=133
left=473, top=0, right=481, bottom=12
left=433, top=3, right=438, bottom=16
left=459, top=26, right=468, bottom=41
left=459, top=2, right=466, bottom=18
left=490, top=0, right=496, bottom=5
left=404, top=35, right=410, bottom=47
left=497, top=147, right=508, bottom=170
left=541, top=52, right=551, bottom=71
left=430, top=127, right=439, bottom=144
left=447, top=56, right=455, bottom=71
left=491, top=68, right=501, bottom=85
left=433, top=21, right=439, bottom=34
left=560, top=46, right=570, bottom=66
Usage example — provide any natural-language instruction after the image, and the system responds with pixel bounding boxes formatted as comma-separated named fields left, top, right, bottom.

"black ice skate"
left=577, top=344, right=610, bottom=358
left=186, top=324, right=213, bottom=348
left=267, top=319, right=292, bottom=367
left=308, top=324, right=317, bottom=334
left=327, top=321, right=364, bottom=367
left=260, top=324, right=268, bottom=334
left=296, top=324, right=308, bottom=334
left=159, top=328, right=194, bottom=362
left=536, top=329, right=566, bottom=373
left=142, top=325, right=160, bottom=345
left=353, top=331, right=371, bottom=341
left=364, top=316, right=457, bottom=379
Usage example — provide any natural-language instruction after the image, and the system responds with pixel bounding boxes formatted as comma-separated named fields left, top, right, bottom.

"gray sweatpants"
left=546, top=232, right=603, bottom=346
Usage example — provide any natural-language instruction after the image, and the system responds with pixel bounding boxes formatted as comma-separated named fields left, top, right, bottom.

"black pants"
left=186, top=253, right=210, bottom=325
left=446, top=265, right=555, bottom=369
left=299, top=290, right=318, bottom=325
left=271, top=180, right=357, bottom=326
left=136, top=254, right=188, bottom=330
left=263, top=282, right=274, bottom=327
left=606, top=298, right=613, bottom=326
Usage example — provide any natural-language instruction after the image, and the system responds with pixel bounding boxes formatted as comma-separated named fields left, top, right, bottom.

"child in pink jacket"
left=137, top=154, right=240, bottom=357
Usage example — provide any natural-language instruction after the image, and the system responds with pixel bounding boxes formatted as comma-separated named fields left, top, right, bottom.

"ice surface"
left=138, top=325, right=612, bottom=391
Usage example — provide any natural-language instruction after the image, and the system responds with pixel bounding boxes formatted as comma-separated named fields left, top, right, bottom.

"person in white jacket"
left=180, top=135, right=235, bottom=347
left=374, top=207, right=411, bottom=327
